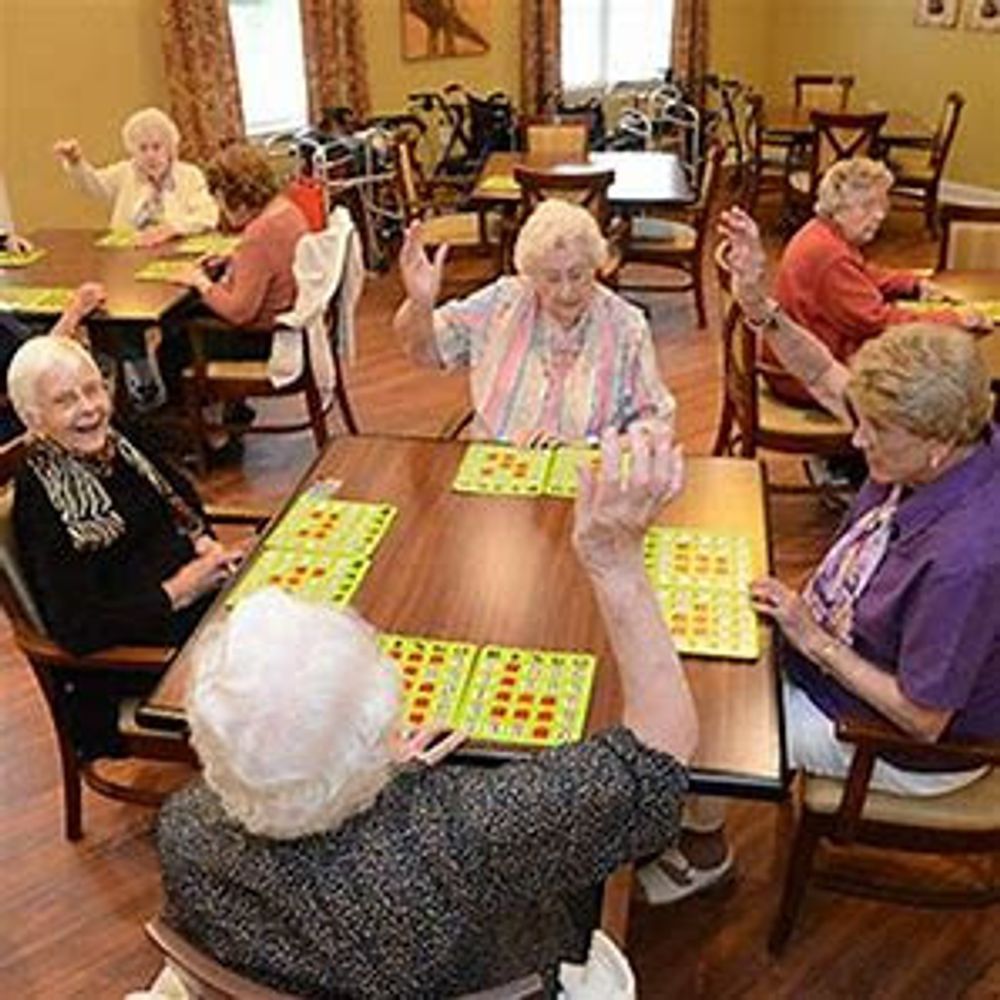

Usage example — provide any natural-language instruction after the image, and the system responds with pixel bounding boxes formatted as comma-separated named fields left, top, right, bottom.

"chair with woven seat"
left=938, top=202, right=1000, bottom=271
left=793, top=73, right=855, bottom=112
left=711, top=242, right=855, bottom=476
left=617, top=143, right=725, bottom=327
left=889, top=91, right=965, bottom=234
left=769, top=716, right=1000, bottom=953
left=520, top=117, right=589, bottom=159
left=182, top=218, right=362, bottom=474
left=0, top=436, right=216, bottom=840
left=784, top=110, right=887, bottom=227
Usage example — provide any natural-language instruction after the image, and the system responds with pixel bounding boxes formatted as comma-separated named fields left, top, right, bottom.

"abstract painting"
left=402, top=0, right=490, bottom=59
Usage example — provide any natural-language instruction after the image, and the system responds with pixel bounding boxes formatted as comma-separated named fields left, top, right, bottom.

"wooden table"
left=140, top=435, right=785, bottom=800
left=471, top=151, right=695, bottom=210
left=762, top=104, right=933, bottom=147
left=932, top=269, right=1000, bottom=388
left=0, top=228, right=191, bottom=326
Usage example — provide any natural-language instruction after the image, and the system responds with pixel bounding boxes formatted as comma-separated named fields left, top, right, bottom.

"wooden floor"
left=2, top=200, right=997, bottom=999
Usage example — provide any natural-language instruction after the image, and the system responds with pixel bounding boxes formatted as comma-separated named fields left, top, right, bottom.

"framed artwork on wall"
left=401, top=0, right=491, bottom=60
left=913, top=0, right=960, bottom=27
left=966, top=0, right=1000, bottom=30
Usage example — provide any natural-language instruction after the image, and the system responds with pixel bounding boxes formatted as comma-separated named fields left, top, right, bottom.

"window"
left=228, top=0, right=309, bottom=135
left=561, top=0, right=673, bottom=92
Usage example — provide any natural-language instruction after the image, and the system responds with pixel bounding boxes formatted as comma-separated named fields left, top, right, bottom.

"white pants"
left=783, top=680, right=988, bottom=797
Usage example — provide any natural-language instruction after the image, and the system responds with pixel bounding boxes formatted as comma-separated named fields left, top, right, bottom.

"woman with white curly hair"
left=394, top=199, right=675, bottom=445
left=158, top=426, right=698, bottom=997
left=53, top=106, right=218, bottom=247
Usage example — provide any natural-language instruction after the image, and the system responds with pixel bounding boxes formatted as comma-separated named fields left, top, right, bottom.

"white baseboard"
left=940, top=181, right=1000, bottom=206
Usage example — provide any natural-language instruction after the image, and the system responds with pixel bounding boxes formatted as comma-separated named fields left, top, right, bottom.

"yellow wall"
left=2, top=0, right=169, bottom=230
left=363, top=0, right=521, bottom=116
left=711, top=0, right=1000, bottom=189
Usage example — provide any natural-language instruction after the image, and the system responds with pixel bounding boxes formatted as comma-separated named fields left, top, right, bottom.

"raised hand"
left=53, top=139, right=83, bottom=166
left=718, top=206, right=770, bottom=321
left=399, top=221, right=448, bottom=310
left=572, top=424, right=684, bottom=582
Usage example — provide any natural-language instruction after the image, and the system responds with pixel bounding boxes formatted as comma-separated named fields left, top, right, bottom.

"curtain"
left=671, top=0, right=709, bottom=97
left=521, top=0, right=561, bottom=114
left=160, top=0, right=245, bottom=162
left=300, top=0, right=371, bottom=122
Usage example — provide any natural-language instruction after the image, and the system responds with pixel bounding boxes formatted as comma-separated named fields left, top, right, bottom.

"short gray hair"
left=121, top=107, right=180, bottom=157
left=6, top=336, right=101, bottom=429
left=513, top=199, right=608, bottom=276
left=848, top=323, right=992, bottom=445
left=815, top=156, right=893, bottom=219
left=187, top=588, right=402, bottom=840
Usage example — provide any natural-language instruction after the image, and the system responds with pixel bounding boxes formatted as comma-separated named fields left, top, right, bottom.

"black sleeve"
left=13, top=467, right=178, bottom=655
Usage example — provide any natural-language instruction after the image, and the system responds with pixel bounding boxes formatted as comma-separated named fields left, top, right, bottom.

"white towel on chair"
left=268, top=206, right=365, bottom=395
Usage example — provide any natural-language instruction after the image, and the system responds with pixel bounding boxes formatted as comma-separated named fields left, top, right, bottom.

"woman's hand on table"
left=3, top=233, right=34, bottom=254
left=717, top=206, right=770, bottom=323
left=167, top=263, right=214, bottom=295
left=957, top=306, right=993, bottom=333
left=53, top=139, right=83, bottom=166
left=399, top=221, right=447, bottom=310
left=135, top=224, right=177, bottom=248
left=749, top=577, right=826, bottom=657
left=572, top=424, right=684, bottom=583
left=512, top=428, right=560, bottom=449
left=163, top=536, right=247, bottom=610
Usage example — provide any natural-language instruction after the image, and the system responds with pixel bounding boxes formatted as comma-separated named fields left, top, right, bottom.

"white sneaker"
left=637, top=846, right=735, bottom=905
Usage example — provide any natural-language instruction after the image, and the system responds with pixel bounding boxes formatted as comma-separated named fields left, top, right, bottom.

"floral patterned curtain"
left=671, top=0, right=710, bottom=99
left=300, top=0, right=371, bottom=123
left=521, top=0, right=561, bottom=114
left=160, top=0, right=245, bottom=162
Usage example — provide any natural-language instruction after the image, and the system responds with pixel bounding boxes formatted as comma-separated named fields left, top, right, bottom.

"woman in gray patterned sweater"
left=157, top=426, right=698, bottom=998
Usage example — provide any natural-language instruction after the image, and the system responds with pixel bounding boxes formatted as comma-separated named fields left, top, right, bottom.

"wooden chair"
left=710, top=242, right=854, bottom=474
left=617, top=144, right=725, bottom=327
left=793, top=73, right=855, bottom=111
left=145, top=915, right=546, bottom=999
left=785, top=110, right=887, bottom=224
left=769, top=716, right=1000, bottom=953
left=509, top=165, right=624, bottom=283
left=890, top=92, right=965, bottom=234
left=0, top=436, right=204, bottom=840
left=937, top=202, right=1000, bottom=271
left=182, top=228, right=362, bottom=475
left=520, top=117, right=589, bottom=158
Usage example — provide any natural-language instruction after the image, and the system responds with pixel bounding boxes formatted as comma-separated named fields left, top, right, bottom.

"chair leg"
left=769, top=808, right=824, bottom=955
left=692, top=266, right=707, bottom=329
left=332, top=350, right=359, bottom=434
left=711, top=397, right=735, bottom=456
left=303, top=378, right=329, bottom=451
left=58, top=737, right=84, bottom=842
left=182, top=380, right=209, bottom=477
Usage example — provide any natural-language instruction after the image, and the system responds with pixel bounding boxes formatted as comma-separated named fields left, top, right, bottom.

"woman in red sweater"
left=770, top=157, right=988, bottom=404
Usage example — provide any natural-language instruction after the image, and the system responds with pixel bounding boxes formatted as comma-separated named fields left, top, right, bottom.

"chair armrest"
left=15, top=624, right=175, bottom=673
left=204, top=504, right=273, bottom=530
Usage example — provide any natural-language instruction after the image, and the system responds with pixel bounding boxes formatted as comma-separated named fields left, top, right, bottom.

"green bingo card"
left=176, top=233, right=241, bottom=256
left=0, top=248, right=46, bottom=268
left=457, top=644, right=596, bottom=748
left=378, top=633, right=477, bottom=730
left=225, top=549, right=370, bottom=609
left=267, top=494, right=397, bottom=557
left=134, top=259, right=192, bottom=282
left=644, top=527, right=759, bottom=660
left=452, top=443, right=551, bottom=496
left=95, top=230, right=137, bottom=248
left=0, top=286, right=74, bottom=313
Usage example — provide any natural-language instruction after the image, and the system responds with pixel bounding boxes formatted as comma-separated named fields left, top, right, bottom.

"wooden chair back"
left=512, top=165, right=615, bottom=230
left=770, top=717, right=1000, bottom=953
left=938, top=203, right=1000, bottom=271
left=929, top=91, right=965, bottom=174
left=793, top=73, right=855, bottom=111
left=392, top=131, right=429, bottom=224
left=809, top=109, right=887, bottom=178
left=520, top=117, right=589, bottom=158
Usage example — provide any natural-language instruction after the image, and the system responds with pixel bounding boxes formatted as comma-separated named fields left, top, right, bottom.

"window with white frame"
left=228, top=0, right=309, bottom=134
left=561, top=0, right=673, bottom=92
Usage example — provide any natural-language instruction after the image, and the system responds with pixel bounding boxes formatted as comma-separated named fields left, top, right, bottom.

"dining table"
left=761, top=103, right=934, bottom=148
left=930, top=268, right=1000, bottom=390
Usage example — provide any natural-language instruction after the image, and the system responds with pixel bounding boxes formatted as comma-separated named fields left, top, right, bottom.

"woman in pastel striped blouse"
left=394, top=200, right=675, bottom=445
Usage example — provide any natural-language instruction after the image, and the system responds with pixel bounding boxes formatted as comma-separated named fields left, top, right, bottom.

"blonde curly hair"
left=815, top=156, right=894, bottom=219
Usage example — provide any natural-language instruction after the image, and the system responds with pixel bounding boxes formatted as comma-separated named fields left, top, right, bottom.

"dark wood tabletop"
left=141, top=434, right=785, bottom=799
left=932, top=269, right=1000, bottom=386
left=0, top=228, right=192, bottom=325
left=472, top=151, right=695, bottom=210
left=762, top=103, right=933, bottom=146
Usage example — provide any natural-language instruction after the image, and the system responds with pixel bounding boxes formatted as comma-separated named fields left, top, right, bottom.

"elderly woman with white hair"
left=770, top=156, right=989, bottom=405
left=8, top=336, right=245, bottom=755
left=394, top=200, right=675, bottom=445
left=157, top=427, right=697, bottom=998
left=53, top=106, right=218, bottom=247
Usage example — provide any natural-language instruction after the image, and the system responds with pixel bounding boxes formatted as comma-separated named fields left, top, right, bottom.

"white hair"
left=513, top=199, right=608, bottom=276
left=6, top=336, right=101, bottom=429
left=187, top=588, right=402, bottom=840
left=121, top=107, right=180, bottom=157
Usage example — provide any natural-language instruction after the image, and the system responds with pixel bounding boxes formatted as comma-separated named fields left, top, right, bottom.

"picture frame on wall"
left=913, top=0, right=960, bottom=27
left=401, top=0, right=491, bottom=60
left=966, top=0, right=1000, bottom=30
